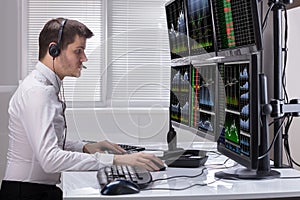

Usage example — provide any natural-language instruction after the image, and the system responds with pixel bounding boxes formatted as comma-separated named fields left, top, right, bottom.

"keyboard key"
left=97, top=165, right=152, bottom=189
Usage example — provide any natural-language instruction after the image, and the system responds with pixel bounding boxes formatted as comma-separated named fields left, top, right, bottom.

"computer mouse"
left=100, top=179, right=140, bottom=195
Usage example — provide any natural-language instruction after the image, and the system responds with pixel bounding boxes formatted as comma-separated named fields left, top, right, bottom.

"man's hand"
left=113, top=152, right=165, bottom=172
left=83, top=140, right=127, bottom=154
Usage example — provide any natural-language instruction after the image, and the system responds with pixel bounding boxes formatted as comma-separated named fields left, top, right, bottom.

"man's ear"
left=49, top=42, right=60, bottom=58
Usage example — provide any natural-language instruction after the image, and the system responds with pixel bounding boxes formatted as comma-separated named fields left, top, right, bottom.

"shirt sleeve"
left=64, top=139, right=85, bottom=152
left=20, top=86, right=114, bottom=173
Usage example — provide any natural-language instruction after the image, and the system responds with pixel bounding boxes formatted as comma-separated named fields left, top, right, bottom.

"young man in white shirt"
left=0, top=18, right=164, bottom=200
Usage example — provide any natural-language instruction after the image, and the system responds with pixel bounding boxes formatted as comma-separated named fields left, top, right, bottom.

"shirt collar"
left=35, top=61, right=62, bottom=94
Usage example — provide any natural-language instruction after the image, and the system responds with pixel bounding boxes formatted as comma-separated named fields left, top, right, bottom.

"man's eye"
left=75, top=49, right=82, bottom=54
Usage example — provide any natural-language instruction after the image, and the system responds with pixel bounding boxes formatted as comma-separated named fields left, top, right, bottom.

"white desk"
left=61, top=143, right=300, bottom=199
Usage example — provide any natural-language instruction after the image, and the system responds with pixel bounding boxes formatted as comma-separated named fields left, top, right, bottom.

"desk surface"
left=62, top=143, right=300, bottom=200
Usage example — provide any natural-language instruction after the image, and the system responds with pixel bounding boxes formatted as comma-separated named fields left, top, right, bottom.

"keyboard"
left=97, top=165, right=152, bottom=189
left=118, top=144, right=146, bottom=153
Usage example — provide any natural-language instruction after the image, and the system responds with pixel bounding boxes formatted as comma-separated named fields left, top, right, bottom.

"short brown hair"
left=38, top=18, right=94, bottom=60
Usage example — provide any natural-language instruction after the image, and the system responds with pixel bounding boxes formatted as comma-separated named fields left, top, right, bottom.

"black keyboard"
left=97, top=165, right=152, bottom=189
left=118, top=144, right=146, bottom=153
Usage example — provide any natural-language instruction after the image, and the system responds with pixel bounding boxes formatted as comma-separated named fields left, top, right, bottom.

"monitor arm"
left=262, top=99, right=300, bottom=118
left=260, top=73, right=300, bottom=172
left=265, top=0, right=292, bottom=167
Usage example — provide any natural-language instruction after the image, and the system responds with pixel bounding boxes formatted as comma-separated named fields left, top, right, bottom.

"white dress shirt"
left=4, top=62, right=114, bottom=185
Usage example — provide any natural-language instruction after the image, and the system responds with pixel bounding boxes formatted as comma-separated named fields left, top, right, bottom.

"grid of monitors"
left=169, top=56, right=260, bottom=169
left=166, top=0, right=263, bottom=172
left=165, top=0, right=262, bottom=59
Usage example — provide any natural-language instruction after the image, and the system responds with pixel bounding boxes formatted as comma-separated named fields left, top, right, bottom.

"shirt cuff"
left=93, top=152, right=114, bottom=167
left=68, top=140, right=85, bottom=152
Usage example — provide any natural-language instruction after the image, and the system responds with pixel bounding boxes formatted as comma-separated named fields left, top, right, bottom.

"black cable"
left=151, top=167, right=207, bottom=183
left=146, top=149, right=234, bottom=189
left=143, top=179, right=220, bottom=191
left=282, top=5, right=289, bottom=103
left=268, top=116, right=285, bottom=126
left=258, top=116, right=287, bottom=160
left=262, top=2, right=274, bottom=32
left=291, top=155, right=300, bottom=168
left=205, top=160, right=238, bottom=171
left=145, top=156, right=237, bottom=191
left=52, top=59, right=68, bottom=150
left=283, top=116, right=293, bottom=167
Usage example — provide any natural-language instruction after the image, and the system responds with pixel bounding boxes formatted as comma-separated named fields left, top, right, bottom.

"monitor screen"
left=170, top=63, right=217, bottom=142
left=170, top=65, right=191, bottom=126
left=216, top=56, right=259, bottom=170
left=166, top=0, right=189, bottom=59
left=186, top=0, right=215, bottom=56
left=215, top=54, right=279, bottom=179
left=212, top=0, right=262, bottom=56
left=190, top=63, right=217, bottom=139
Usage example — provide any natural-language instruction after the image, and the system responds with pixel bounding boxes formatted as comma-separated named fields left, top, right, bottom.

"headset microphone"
left=82, top=65, right=87, bottom=69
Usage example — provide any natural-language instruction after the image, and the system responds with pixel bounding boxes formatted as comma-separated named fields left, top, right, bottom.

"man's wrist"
left=83, top=144, right=90, bottom=153
left=113, top=155, right=121, bottom=165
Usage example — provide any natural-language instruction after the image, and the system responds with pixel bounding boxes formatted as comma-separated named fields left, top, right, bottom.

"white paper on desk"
left=69, top=187, right=99, bottom=196
left=143, top=150, right=164, bottom=157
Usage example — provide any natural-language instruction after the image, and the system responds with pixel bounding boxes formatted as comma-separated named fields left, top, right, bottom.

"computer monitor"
left=170, top=62, right=218, bottom=142
left=186, top=0, right=216, bottom=59
left=190, top=62, right=217, bottom=141
left=170, top=64, right=191, bottom=126
left=212, top=0, right=263, bottom=57
left=166, top=0, right=280, bottom=178
left=212, top=0, right=279, bottom=179
left=215, top=54, right=280, bottom=179
left=165, top=0, right=189, bottom=60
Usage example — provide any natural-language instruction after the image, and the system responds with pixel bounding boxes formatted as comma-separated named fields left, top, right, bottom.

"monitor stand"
left=214, top=167, right=280, bottom=180
left=163, top=125, right=208, bottom=168
left=166, top=125, right=184, bottom=152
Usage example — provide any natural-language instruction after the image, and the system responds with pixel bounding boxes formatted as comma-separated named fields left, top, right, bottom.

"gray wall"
left=284, top=6, right=300, bottom=169
left=0, top=0, right=20, bottom=184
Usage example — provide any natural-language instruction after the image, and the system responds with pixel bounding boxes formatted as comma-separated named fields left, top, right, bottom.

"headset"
left=49, top=19, right=68, bottom=59
left=48, top=19, right=68, bottom=149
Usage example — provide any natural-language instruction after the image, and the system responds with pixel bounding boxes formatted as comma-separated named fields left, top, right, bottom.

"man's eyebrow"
left=75, top=46, right=85, bottom=49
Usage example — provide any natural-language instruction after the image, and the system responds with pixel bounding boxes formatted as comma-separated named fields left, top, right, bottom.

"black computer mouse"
left=101, top=180, right=140, bottom=195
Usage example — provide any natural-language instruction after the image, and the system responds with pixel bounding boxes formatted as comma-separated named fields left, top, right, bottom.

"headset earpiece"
left=49, top=43, right=60, bottom=58
left=49, top=19, right=67, bottom=59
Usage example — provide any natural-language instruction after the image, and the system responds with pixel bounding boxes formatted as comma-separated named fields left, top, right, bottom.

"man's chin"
left=75, top=73, right=81, bottom=78
left=75, top=71, right=81, bottom=78
left=69, top=73, right=81, bottom=78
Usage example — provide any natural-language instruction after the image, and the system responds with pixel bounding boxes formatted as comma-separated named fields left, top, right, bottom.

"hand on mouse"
left=113, top=152, right=164, bottom=171
left=83, top=140, right=127, bottom=154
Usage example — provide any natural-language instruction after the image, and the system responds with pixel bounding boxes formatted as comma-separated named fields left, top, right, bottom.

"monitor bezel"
left=216, top=54, right=260, bottom=170
left=170, top=61, right=219, bottom=143
left=185, top=0, right=217, bottom=59
left=213, top=0, right=263, bottom=57
left=165, top=0, right=190, bottom=60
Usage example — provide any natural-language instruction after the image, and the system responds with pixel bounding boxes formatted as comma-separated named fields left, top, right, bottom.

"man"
left=0, top=18, right=164, bottom=200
